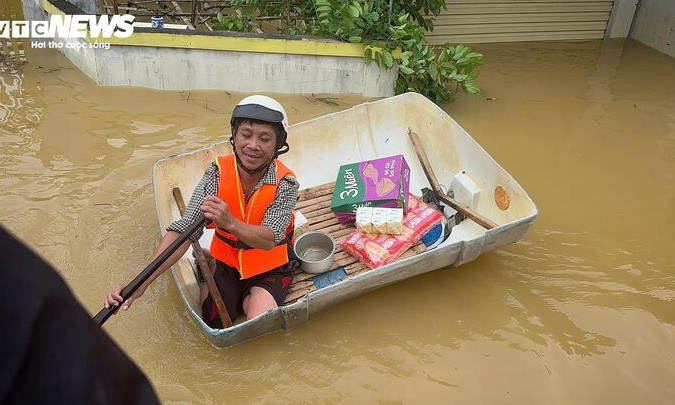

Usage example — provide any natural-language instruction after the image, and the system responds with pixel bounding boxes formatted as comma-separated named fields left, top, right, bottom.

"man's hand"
left=104, top=283, right=145, bottom=312
left=201, top=196, right=236, bottom=230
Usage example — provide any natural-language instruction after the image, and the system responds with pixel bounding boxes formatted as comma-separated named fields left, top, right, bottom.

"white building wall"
left=630, top=0, right=675, bottom=58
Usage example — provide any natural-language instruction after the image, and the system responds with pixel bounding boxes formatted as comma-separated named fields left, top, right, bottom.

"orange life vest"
left=209, top=154, right=296, bottom=279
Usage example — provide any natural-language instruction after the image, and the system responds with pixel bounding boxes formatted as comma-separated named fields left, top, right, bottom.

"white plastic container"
left=450, top=170, right=481, bottom=208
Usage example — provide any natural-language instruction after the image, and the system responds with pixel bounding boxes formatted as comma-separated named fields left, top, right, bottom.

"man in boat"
left=104, top=95, right=299, bottom=328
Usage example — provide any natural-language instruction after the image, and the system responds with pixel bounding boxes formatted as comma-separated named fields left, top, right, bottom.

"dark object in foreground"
left=0, top=226, right=160, bottom=404
left=93, top=216, right=207, bottom=325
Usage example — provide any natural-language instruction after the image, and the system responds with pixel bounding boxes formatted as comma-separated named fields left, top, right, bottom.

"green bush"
left=212, top=0, right=484, bottom=102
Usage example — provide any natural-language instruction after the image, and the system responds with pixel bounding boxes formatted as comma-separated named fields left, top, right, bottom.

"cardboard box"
left=330, top=154, right=410, bottom=224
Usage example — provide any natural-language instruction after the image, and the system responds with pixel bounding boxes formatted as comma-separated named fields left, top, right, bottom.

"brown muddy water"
left=1, top=39, right=674, bottom=403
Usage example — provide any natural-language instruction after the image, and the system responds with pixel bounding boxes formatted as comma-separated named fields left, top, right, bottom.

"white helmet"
left=230, top=95, right=289, bottom=154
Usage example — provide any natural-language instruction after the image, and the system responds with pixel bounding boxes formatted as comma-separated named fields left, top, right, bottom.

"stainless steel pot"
left=293, top=231, right=335, bottom=274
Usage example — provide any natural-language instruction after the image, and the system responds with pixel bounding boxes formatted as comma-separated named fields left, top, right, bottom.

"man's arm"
left=104, top=230, right=190, bottom=310
left=226, top=220, right=277, bottom=251
left=201, top=196, right=277, bottom=250
left=261, top=177, right=299, bottom=244
left=166, top=163, right=219, bottom=241
left=104, top=165, right=217, bottom=310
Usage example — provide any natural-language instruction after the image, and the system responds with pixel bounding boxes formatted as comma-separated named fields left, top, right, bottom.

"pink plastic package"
left=341, top=195, right=443, bottom=269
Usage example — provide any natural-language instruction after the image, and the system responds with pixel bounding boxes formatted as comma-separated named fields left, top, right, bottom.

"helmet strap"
left=276, top=142, right=289, bottom=156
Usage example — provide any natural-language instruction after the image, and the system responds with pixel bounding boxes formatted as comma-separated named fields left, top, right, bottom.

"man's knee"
left=245, top=287, right=277, bottom=319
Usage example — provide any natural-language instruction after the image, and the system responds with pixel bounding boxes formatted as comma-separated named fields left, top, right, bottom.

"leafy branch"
left=212, top=0, right=484, bottom=103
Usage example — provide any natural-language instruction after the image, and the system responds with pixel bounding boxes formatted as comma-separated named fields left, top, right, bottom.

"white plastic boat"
left=152, top=92, right=538, bottom=347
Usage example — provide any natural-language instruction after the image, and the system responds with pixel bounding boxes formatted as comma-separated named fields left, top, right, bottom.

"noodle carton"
left=330, top=155, right=410, bottom=224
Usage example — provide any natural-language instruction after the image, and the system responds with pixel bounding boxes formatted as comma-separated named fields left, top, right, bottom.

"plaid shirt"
left=167, top=160, right=299, bottom=244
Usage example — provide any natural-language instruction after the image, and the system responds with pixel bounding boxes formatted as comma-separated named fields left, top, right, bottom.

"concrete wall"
left=22, top=0, right=94, bottom=21
left=605, top=0, right=638, bottom=39
left=630, top=0, right=675, bottom=58
left=66, top=0, right=96, bottom=14
left=51, top=39, right=397, bottom=96
left=22, top=0, right=47, bottom=21
left=32, top=0, right=397, bottom=97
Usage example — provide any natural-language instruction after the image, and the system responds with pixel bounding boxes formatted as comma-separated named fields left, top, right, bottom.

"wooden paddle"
left=173, top=188, right=232, bottom=328
left=94, top=215, right=207, bottom=326
left=408, top=128, right=498, bottom=230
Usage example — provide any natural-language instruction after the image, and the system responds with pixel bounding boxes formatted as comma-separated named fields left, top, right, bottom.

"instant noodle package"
left=330, top=155, right=410, bottom=224
left=355, top=207, right=404, bottom=235
left=341, top=195, right=443, bottom=269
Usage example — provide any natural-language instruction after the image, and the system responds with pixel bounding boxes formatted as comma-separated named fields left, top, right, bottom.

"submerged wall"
left=605, top=0, right=637, bottom=39
left=33, top=0, right=398, bottom=97
left=66, top=0, right=96, bottom=14
left=22, top=0, right=46, bottom=21
left=22, top=0, right=94, bottom=20
left=630, top=0, right=675, bottom=58
left=92, top=45, right=395, bottom=95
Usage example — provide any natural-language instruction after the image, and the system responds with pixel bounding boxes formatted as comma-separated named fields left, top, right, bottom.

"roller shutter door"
left=427, top=0, right=615, bottom=44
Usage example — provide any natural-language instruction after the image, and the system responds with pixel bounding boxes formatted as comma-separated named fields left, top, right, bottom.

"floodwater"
left=1, top=38, right=674, bottom=403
